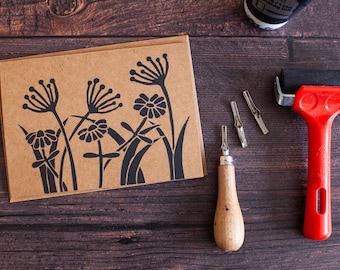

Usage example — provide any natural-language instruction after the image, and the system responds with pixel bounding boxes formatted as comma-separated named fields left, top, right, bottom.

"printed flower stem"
left=160, top=84, right=175, bottom=149
left=160, top=83, right=176, bottom=179
left=129, top=55, right=183, bottom=180
left=58, top=111, right=90, bottom=191
left=53, top=110, right=77, bottom=190
left=98, top=140, right=103, bottom=188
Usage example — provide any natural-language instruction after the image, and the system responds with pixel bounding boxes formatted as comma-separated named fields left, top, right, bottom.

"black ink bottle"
left=244, top=0, right=315, bottom=30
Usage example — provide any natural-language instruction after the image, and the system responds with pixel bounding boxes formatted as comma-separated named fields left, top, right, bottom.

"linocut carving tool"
left=243, top=90, right=269, bottom=135
left=230, top=101, right=248, bottom=148
left=214, top=125, right=245, bottom=251
left=275, top=69, right=340, bottom=240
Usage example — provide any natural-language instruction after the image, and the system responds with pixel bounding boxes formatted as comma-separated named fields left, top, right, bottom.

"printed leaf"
left=127, top=143, right=152, bottom=185
left=49, top=150, right=60, bottom=160
left=139, top=135, right=152, bottom=144
left=140, top=124, right=160, bottom=135
left=62, top=182, right=68, bottom=192
left=121, top=138, right=140, bottom=185
left=19, top=125, right=28, bottom=135
left=108, top=128, right=125, bottom=145
left=137, top=168, right=145, bottom=184
left=103, top=152, right=120, bottom=158
left=121, top=122, right=134, bottom=133
left=174, top=117, right=190, bottom=179
left=83, top=152, right=99, bottom=158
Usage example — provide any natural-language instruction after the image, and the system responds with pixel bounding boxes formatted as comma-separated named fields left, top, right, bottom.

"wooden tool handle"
left=214, top=164, right=244, bottom=251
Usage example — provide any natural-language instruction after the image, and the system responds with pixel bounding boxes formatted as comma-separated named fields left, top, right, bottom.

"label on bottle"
left=244, top=0, right=314, bottom=30
left=250, top=0, right=299, bottom=20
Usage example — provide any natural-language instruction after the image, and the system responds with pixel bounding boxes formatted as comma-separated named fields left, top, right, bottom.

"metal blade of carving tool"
left=221, top=125, right=229, bottom=156
left=230, top=101, right=247, bottom=148
left=242, top=90, right=269, bottom=135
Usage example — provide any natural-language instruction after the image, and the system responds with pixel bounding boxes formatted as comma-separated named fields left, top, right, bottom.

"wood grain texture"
left=0, top=0, right=338, bottom=37
left=1, top=0, right=340, bottom=269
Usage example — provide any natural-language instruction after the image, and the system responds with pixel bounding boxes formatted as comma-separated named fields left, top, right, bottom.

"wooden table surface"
left=1, top=0, right=340, bottom=269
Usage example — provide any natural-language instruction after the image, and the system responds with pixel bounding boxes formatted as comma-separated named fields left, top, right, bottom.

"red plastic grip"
left=293, top=85, right=340, bottom=240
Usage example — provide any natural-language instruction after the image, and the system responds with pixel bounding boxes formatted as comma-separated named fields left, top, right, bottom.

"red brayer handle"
left=293, top=85, right=340, bottom=240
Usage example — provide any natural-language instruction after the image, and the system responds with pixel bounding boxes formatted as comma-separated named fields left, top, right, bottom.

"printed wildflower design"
left=20, top=126, right=61, bottom=193
left=25, top=129, right=57, bottom=149
left=79, top=119, right=119, bottom=188
left=21, top=78, right=123, bottom=193
left=69, top=78, right=123, bottom=142
left=130, top=54, right=189, bottom=180
left=134, top=93, right=166, bottom=119
left=19, top=52, right=189, bottom=197
left=58, top=78, right=123, bottom=192
left=26, top=130, right=59, bottom=179
left=70, top=78, right=123, bottom=140
left=115, top=93, right=164, bottom=185
left=23, top=79, right=77, bottom=190
left=78, top=119, right=108, bottom=142
left=87, top=78, right=122, bottom=114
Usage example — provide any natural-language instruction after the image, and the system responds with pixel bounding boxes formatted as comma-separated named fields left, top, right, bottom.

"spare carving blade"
left=230, top=101, right=247, bottom=148
left=242, top=90, right=269, bottom=135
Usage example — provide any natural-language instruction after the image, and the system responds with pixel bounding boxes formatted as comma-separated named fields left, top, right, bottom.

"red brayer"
left=275, top=69, right=340, bottom=240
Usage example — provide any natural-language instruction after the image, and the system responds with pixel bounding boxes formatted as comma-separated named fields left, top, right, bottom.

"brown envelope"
left=0, top=36, right=207, bottom=202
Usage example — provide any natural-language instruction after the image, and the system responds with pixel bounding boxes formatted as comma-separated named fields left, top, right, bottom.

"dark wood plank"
left=1, top=0, right=340, bottom=269
left=0, top=0, right=338, bottom=38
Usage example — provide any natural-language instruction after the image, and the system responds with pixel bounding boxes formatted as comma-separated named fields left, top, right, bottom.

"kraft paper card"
left=0, top=36, right=207, bottom=202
